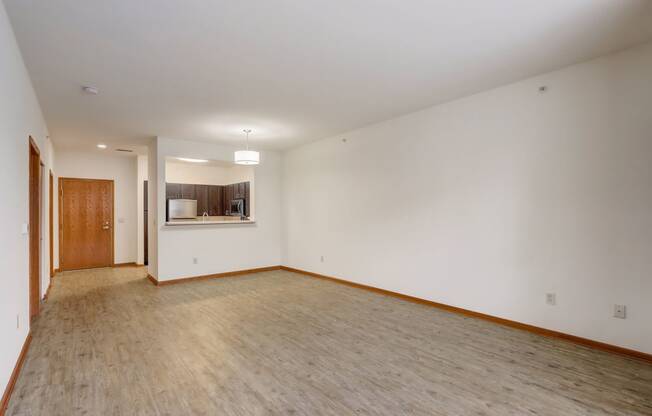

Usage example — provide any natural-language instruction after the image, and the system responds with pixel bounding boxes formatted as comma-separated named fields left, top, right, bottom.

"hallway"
left=7, top=267, right=652, bottom=415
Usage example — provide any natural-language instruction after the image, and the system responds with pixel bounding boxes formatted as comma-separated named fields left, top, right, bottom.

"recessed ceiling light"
left=97, top=144, right=107, bottom=149
left=177, top=157, right=208, bottom=163
left=83, top=86, right=99, bottom=95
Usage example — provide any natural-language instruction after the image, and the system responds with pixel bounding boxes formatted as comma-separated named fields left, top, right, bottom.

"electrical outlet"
left=320, top=256, right=324, bottom=263
left=192, top=257, right=198, bottom=264
left=614, top=304, right=626, bottom=319
left=546, top=293, right=556, bottom=306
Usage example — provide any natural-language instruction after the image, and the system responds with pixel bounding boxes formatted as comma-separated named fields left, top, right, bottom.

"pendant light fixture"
left=234, top=129, right=260, bottom=165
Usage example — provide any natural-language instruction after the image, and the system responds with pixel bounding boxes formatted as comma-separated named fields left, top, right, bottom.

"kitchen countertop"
left=165, top=216, right=255, bottom=226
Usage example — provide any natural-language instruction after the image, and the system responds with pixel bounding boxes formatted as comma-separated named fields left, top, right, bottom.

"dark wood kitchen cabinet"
left=244, top=182, right=250, bottom=217
left=181, top=183, right=196, bottom=199
left=195, top=185, right=209, bottom=215
left=166, top=181, right=250, bottom=217
left=208, top=185, right=223, bottom=216
left=221, top=182, right=251, bottom=216
left=236, top=182, right=248, bottom=199
left=223, top=184, right=233, bottom=213
left=166, top=183, right=181, bottom=199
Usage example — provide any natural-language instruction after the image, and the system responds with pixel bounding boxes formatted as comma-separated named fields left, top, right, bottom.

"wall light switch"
left=118, top=218, right=125, bottom=224
left=21, top=223, right=29, bottom=235
left=546, top=293, right=556, bottom=306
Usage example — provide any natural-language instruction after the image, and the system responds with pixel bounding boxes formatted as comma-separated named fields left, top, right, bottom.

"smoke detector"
left=82, top=86, right=99, bottom=95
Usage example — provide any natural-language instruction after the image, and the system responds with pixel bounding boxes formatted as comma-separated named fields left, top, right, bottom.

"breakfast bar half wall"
left=146, top=137, right=282, bottom=284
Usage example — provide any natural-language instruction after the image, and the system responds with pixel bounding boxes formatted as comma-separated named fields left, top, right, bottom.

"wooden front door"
left=29, top=138, right=41, bottom=319
left=59, top=178, right=114, bottom=270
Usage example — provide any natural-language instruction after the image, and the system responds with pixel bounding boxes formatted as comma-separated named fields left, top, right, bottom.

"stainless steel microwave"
left=230, top=199, right=244, bottom=216
left=168, top=199, right=197, bottom=219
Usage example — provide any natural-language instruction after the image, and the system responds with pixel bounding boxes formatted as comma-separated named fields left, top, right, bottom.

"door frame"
left=143, top=180, right=148, bottom=266
left=58, top=177, right=115, bottom=271
left=28, top=137, right=42, bottom=320
left=49, top=171, right=54, bottom=278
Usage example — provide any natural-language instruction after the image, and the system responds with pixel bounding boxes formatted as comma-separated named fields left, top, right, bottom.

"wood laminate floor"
left=7, top=267, right=652, bottom=415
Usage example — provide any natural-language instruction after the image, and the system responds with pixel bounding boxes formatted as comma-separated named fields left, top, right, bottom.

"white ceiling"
left=5, top=0, right=652, bottom=151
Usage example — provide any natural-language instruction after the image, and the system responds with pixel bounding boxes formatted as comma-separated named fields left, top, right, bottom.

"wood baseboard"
left=0, top=333, right=32, bottom=416
left=147, top=274, right=158, bottom=285
left=43, top=281, right=52, bottom=301
left=113, top=262, right=138, bottom=268
left=148, top=266, right=281, bottom=286
left=280, top=266, right=652, bottom=364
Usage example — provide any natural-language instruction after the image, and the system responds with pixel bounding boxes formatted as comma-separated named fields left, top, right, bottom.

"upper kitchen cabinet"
left=166, top=183, right=182, bottom=199
left=224, top=184, right=234, bottom=208
left=234, top=182, right=246, bottom=199
left=195, top=185, right=209, bottom=215
left=208, top=185, right=223, bottom=216
left=181, top=183, right=196, bottom=200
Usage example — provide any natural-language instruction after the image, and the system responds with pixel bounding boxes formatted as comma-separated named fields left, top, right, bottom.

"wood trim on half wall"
left=148, top=266, right=281, bottom=286
left=279, top=266, right=652, bottom=365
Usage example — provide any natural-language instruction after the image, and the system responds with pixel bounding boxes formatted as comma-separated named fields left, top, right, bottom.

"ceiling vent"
left=115, top=148, right=134, bottom=153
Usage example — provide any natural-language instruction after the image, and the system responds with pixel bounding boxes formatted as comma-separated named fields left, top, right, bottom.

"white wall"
left=165, top=162, right=253, bottom=186
left=283, top=41, right=652, bottom=354
left=154, top=137, right=281, bottom=281
left=0, top=1, right=53, bottom=397
left=55, top=150, right=138, bottom=264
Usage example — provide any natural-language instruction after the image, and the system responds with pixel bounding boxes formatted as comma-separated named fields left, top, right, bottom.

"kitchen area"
left=163, top=157, right=255, bottom=225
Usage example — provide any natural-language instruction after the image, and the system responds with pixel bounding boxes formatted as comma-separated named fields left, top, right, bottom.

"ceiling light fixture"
left=234, top=129, right=260, bottom=165
left=97, top=143, right=107, bottom=149
left=176, top=157, right=209, bottom=163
